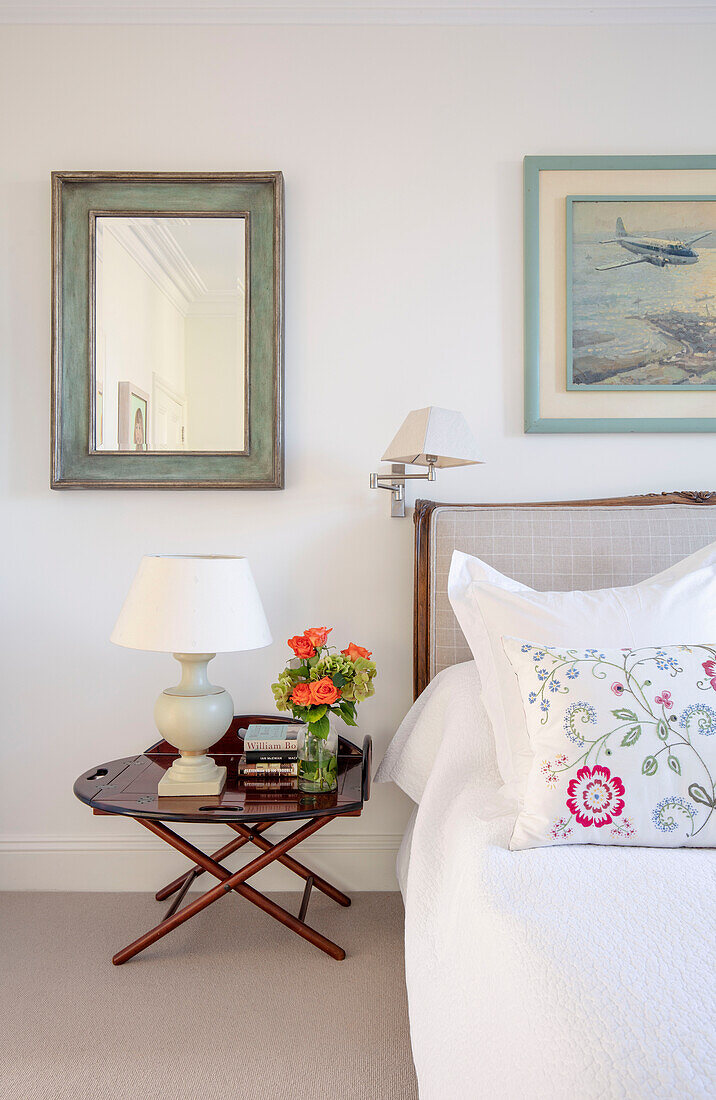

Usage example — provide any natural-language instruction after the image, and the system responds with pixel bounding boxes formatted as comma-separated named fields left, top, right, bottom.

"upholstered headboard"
left=413, top=491, right=716, bottom=698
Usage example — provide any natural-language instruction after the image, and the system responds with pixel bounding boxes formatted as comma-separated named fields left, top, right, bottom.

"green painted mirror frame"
left=51, top=171, right=284, bottom=488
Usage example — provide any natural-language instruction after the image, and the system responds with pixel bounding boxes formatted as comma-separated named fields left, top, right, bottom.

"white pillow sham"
left=374, top=661, right=479, bottom=803
left=448, top=541, right=716, bottom=801
left=502, top=638, right=716, bottom=850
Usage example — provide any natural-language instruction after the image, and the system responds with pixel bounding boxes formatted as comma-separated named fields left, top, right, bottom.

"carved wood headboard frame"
left=413, top=490, right=716, bottom=700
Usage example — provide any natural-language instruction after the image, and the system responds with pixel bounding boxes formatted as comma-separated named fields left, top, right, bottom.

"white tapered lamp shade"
left=381, top=406, right=483, bottom=468
left=111, top=556, right=272, bottom=796
left=111, top=555, right=272, bottom=653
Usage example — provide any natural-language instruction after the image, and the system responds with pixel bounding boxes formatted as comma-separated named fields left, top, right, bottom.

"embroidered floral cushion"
left=448, top=544, right=716, bottom=802
left=502, top=639, right=716, bottom=850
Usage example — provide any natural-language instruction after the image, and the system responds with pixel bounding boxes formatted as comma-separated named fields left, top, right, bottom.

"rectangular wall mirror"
left=94, top=214, right=248, bottom=455
left=52, top=172, right=283, bottom=488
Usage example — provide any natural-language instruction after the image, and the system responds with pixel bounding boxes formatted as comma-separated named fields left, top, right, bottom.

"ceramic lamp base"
left=158, top=755, right=227, bottom=796
left=154, top=653, right=233, bottom=797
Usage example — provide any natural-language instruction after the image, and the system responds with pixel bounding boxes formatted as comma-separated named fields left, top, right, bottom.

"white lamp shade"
left=381, top=406, right=483, bottom=468
left=110, top=556, right=272, bottom=654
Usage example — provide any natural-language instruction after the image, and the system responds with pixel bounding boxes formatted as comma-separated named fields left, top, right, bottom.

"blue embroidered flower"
left=540, top=699, right=550, bottom=714
left=528, top=691, right=537, bottom=704
left=563, top=701, right=597, bottom=747
left=521, top=643, right=532, bottom=653
left=655, top=656, right=680, bottom=672
left=536, top=668, right=549, bottom=681
left=566, top=666, right=580, bottom=680
left=532, top=650, right=546, bottom=662
left=652, top=796, right=697, bottom=834
left=679, top=703, right=716, bottom=737
left=548, top=678, right=561, bottom=693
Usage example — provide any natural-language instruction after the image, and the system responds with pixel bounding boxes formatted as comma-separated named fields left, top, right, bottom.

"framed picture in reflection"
left=118, top=381, right=149, bottom=452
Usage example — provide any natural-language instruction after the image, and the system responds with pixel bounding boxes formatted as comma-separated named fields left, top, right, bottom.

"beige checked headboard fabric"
left=413, top=492, right=716, bottom=699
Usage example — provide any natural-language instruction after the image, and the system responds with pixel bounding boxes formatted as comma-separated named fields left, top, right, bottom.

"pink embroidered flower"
left=702, top=660, right=716, bottom=691
left=655, top=690, right=673, bottom=709
left=611, top=682, right=625, bottom=696
left=566, top=765, right=626, bottom=828
left=550, top=817, right=573, bottom=840
left=555, top=753, right=568, bottom=767
left=610, top=818, right=635, bottom=839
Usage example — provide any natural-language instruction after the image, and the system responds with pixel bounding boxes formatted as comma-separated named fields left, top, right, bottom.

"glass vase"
left=297, top=718, right=339, bottom=793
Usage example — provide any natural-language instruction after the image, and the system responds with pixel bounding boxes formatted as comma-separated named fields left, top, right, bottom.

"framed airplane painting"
left=524, top=155, right=716, bottom=433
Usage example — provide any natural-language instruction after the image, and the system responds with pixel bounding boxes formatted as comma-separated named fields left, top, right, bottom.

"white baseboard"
left=0, top=832, right=402, bottom=892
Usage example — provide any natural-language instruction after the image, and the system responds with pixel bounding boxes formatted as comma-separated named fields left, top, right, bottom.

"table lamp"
left=111, top=555, right=272, bottom=796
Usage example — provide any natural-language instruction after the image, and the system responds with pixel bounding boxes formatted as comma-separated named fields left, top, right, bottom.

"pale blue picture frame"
left=524, top=155, right=716, bottom=433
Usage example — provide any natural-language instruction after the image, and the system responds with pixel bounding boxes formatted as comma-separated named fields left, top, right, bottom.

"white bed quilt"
left=377, top=663, right=716, bottom=1099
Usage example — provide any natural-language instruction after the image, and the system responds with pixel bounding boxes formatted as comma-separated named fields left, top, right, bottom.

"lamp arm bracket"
left=372, top=479, right=403, bottom=492
left=369, top=460, right=435, bottom=517
left=370, top=466, right=436, bottom=488
left=394, top=471, right=436, bottom=481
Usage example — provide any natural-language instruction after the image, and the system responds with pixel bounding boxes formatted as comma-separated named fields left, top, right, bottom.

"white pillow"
left=374, top=661, right=478, bottom=803
left=502, top=638, right=716, bottom=850
left=448, top=541, right=716, bottom=802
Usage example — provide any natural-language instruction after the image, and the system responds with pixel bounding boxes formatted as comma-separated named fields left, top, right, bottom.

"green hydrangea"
left=271, top=669, right=294, bottom=712
left=353, top=673, right=375, bottom=702
left=311, top=653, right=353, bottom=680
left=352, top=658, right=377, bottom=702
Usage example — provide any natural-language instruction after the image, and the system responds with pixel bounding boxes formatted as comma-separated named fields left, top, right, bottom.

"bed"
left=377, top=491, right=716, bottom=1100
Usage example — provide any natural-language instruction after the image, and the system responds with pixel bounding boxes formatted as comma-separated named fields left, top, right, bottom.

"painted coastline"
left=573, top=310, right=716, bottom=386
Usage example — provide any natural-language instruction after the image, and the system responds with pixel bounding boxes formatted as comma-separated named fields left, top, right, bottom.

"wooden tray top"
left=73, top=716, right=370, bottom=825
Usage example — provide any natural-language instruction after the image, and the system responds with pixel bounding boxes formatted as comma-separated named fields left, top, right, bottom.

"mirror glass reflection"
left=93, top=215, right=247, bottom=453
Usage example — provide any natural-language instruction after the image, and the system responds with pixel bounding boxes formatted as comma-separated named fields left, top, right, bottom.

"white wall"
left=1, top=23, right=715, bottom=891
left=184, top=313, right=242, bottom=450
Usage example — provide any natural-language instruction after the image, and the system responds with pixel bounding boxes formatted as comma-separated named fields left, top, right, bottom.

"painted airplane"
left=596, top=217, right=712, bottom=270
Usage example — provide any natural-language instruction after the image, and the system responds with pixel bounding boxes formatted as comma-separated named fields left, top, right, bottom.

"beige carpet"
left=0, top=891, right=417, bottom=1100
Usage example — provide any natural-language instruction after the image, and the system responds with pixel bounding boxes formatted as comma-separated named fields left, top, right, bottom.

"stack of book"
left=238, top=723, right=303, bottom=788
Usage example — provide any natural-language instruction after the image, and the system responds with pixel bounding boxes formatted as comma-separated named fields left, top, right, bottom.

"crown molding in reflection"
left=186, top=292, right=243, bottom=317
left=100, top=218, right=243, bottom=317
left=2, top=1, right=715, bottom=25
left=101, top=217, right=206, bottom=315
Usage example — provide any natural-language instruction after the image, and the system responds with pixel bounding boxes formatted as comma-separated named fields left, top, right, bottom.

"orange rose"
left=341, top=642, right=372, bottom=661
left=290, top=682, right=314, bottom=707
left=310, top=677, right=341, bottom=705
left=305, top=626, right=332, bottom=648
left=288, top=634, right=315, bottom=659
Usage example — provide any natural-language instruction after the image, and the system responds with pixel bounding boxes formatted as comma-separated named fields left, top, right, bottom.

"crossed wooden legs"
left=112, top=816, right=351, bottom=966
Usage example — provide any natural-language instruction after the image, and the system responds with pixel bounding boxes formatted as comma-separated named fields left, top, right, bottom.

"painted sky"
left=571, top=197, right=716, bottom=239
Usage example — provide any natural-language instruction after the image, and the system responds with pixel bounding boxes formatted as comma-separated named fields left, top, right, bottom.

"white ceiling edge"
left=3, top=3, right=716, bottom=26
